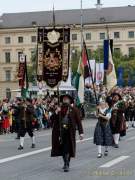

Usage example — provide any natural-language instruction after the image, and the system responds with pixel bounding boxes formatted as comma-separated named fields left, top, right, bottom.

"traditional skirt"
left=94, top=120, right=113, bottom=146
left=2, top=117, right=10, bottom=129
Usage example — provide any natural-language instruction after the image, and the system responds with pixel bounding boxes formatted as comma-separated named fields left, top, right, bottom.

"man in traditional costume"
left=51, top=94, right=84, bottom=172
left=18, top=98, right=35, bottom=150
left=110, top=93, right=126, bottom=148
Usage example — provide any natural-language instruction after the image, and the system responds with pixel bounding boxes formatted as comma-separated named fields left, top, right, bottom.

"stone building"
left=0, top=6, right=135, bottom=98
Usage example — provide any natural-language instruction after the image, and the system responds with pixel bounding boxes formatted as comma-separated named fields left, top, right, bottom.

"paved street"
left=0, top=119, right=135, bottom=180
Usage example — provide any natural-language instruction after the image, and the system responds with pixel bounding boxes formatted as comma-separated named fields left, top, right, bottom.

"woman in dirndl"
left=94, top=99, right=113, bottom=158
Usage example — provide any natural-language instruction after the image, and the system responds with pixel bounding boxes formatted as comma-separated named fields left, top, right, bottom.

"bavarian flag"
left=104, top=39, right=117, bottom=92
left=75, top=41, right=89, bottom=106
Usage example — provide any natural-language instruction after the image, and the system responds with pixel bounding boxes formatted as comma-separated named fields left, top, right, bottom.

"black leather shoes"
left=113, top=144, right=119, bottom=148
left=64, top=165, right=69, bottom=172
left=31, top=144, right=36, bottom=148
left=18, top=145, right=23, bottom=150
left=97, top=153, right=102, bottom=158
left=104, top=150, right=108, bottom=156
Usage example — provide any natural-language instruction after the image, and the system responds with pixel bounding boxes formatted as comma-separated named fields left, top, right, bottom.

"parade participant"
left=8, top=105, right=13, bottom=133
left=124, top=100, right=130, bottom=128
left=13, top=98, right=24, bottom=139
left=51, top=94, right=84, bottom=172
left=133, top=99, right=135, bottom=128
left=0, top=101, right=2, bottom=134
left=94, top=99, right=113, bottom=158
left=110, top=93, right=126, bottom=148
left=1, top=99, right=10, bottom=134
left=124, top=98, right=135, bottom=128
left=18, top=98, right=35, bottom=150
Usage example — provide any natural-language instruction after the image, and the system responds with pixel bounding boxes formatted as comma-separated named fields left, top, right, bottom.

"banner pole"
left=83, top=40, right=98, bottom=104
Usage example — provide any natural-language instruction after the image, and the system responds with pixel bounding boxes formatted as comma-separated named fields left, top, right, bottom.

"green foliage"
left=71, top=49, right=80, bottom=76
left=27, top=49, right=37, bottom=85
left=90, top=48, right=104, bottom=63
left=113, top=49, right=135, bottom=81
left=71, top=47, right=135, bottom=83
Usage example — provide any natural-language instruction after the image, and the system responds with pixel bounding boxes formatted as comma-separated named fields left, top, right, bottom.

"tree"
left=90, top=47, right=104, bottom=63
left=71, top=49, right=80, bottom=76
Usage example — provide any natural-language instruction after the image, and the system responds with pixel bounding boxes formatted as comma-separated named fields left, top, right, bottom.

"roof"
left=0, top=6, right=135, bottom=29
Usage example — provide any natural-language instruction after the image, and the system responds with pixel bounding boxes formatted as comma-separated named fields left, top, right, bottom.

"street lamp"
left=95, top=0, right=103, bottom=10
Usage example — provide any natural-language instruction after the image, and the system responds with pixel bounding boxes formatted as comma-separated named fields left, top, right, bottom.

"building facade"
left=0, top=6, right=135, bottom=98
left=0, top=28, right=37, bottom=98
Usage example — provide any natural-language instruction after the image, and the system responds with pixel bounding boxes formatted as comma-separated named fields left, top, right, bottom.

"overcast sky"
left=0, top=0, right=135, bottom=14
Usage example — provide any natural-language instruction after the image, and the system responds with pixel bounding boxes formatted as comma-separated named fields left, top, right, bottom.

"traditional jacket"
left=18, top=104, right=34, bottom=129
left=51, top=105, right=83, bottom=158
left=110, top=101, right=126, bottom=135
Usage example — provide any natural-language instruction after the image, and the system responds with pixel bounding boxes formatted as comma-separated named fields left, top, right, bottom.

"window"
left=18, top=52, right=23, bottom=61
left=5, top=70, right=11, bottom=81
left=114, top=32, right=120, bottom=39
left=128, top=31, right=134, bottom=38
left=129, top=47, right=135, bottom=57
left=86, top=33, right=91, bottom=40
left=5, top=37, right=11, bottom=44
left=100, top=33, right=105, bottom=40
left=18, top=36, right=23, bottom=43
left=6, top=88, right=11, bottom=100
left=5, top=52, right=11, bottom=63
left=31, top=36, right=37, bottom=43
left=72, top=34, right=77, bottom=41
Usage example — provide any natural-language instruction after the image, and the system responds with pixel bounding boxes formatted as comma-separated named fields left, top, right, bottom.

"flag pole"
left=83, top=40, right=98, bottom=104
left=53, top=4, right=55, bottom=29
left=104, top=25, right=109, bottom=91
left=80, top=0, right=83, bottom=52
left=80, top=0, right=98, bottom=104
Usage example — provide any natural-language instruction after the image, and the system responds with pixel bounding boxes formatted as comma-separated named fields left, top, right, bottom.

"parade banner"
left=128, top=72, right=133, bottom=87
left=18, top=54, right=26, bottom=88
left=85, top=59, right=95, bottom=85
left=104, top=40, right=109, bottom=70
left=42, top=28, right=70, bottom=88
left=106, top=44, right=117, bottom=91
left=96, top=63, right=104, bottom=85
left=37, top=44, right=44, bottom=81
left=117, top=67, right=124, bottom=87
left=104, top=39, right=113, bottom=70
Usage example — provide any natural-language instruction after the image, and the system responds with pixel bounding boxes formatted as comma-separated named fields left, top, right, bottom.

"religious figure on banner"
left=44, top=49, right=62, bottom=71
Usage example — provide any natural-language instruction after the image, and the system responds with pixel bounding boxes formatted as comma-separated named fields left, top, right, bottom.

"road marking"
left=0, top=132, right=51, bottom=143
left=100, top=156, right=129, bottom=168
left=0, top=137, right=92, bottom=164
left=77, top=137, right=93, bottom=143
left=0, top=147, right=51, bottom=164
left=127, top=127, right=134, bottom=131
left=126, top=136, right=135, bottom=141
